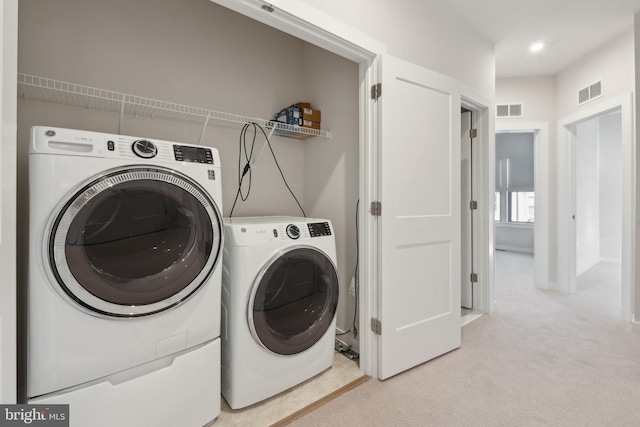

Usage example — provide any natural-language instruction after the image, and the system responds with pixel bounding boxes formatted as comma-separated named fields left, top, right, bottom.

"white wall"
left=496, top=76, right=557, bottom=122
left=1, top=0, right=18, bottom=404
left=298, top=0, right=495, bottom=98
left=557, top=28, right=635, bottom=120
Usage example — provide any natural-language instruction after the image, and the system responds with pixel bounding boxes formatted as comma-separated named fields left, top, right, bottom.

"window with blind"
left=495, top=133, right=535, bottom=224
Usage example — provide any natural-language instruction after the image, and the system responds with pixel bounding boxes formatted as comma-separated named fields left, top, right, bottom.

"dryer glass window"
left=251, top=247, right=339, bottom=355
left=50, top=168, right=222, bottom=317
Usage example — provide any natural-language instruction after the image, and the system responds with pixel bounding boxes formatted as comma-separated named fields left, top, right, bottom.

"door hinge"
left=469, top=128, right=477, bottom=138
left=371, top=318, right=382, bottom=335
left=370, top=201, right=382, bottom=216
left=470, top=273, right=478, bottom=283
left=371, top=83, right=382, bottom=100
left=469, top=200, right=478, bottom=210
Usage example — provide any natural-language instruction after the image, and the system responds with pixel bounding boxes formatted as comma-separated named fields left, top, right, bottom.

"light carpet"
left=288, top=251, right=640, bottom=426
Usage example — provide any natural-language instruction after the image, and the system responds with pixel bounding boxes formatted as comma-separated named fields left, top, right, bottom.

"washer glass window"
left=50, top=167, right=222, bottom=317
left=250, top=247, right=339, bottom=355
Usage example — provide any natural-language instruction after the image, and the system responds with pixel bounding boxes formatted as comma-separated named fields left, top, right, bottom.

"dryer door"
left=48, top=166, right=222, bottom=317
left=249, top=246, right=339, bottom=355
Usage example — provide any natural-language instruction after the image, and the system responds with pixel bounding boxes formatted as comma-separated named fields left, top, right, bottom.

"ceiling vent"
left=578, top=80, right=603, bottom=105
left=496, top=103, right=523, bottom=118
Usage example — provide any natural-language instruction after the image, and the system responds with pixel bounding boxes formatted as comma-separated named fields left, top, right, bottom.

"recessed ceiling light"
left=529, top=42, right=545, bottom=52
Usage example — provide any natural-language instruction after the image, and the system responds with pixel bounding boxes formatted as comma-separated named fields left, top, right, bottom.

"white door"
left=377, top=55, right=461, bottom=379
left=461, top=111, right=473, bottom=309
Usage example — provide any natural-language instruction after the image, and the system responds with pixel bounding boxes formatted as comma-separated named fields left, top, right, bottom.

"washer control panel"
left=173, top=145, right=214, bottom=164
left=307, top=222, right=332, bottom=237
left=31, top=126, right=222, bottom=166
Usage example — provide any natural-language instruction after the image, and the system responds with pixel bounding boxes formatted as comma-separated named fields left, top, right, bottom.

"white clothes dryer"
left=221, top=216, right=339, bottom=409
left=27, top=126, right=223, bottom=427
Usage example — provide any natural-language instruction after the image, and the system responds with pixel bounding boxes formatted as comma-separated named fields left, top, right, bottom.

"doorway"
left=574, top=110, right=622, bottom=310
left=461, top=95, right=493, bottom=325
left=493, top=131, right=535, bottom=294
left=575, top=111, right=622, bottom=273
left=461, top=109, right=474, bottom=313
left=495, top=131, right=535, bottom=253
left=495, top=121, right=551, bottom=293
left=558, top=94, right=633, bottom=320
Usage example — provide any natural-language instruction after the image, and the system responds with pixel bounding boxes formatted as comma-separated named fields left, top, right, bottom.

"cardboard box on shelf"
left=296, top=102, right=321, bottom=123
left=302, top=119, right=320, bottom=130
left=274, top=102, right=321, bottom=131
left=274, top=105, right=302, bottom=126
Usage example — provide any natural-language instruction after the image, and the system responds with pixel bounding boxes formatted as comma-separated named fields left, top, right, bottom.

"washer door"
left=48, top=166, right=222, bottom=317
left=249, top=246, right=339, bottom=355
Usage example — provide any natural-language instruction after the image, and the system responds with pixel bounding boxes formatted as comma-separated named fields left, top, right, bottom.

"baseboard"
left=495, top=245, right=534, bottom=254
left=461, top=311, right=484, bottom=327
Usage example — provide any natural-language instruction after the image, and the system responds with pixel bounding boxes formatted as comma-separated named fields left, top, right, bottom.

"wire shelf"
left=17, top=73, right=331, bottom=140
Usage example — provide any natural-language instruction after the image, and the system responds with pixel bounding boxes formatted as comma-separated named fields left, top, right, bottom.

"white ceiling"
left=433, top=0, right=640, bottom=78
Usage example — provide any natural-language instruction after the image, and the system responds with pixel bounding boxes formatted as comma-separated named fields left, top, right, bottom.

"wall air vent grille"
left=578, top=79, right=604, bottom=105
left=496, top=104, right=523, bottom=118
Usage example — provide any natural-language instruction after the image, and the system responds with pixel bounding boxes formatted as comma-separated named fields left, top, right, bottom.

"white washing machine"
left=221, top=216, right=339, bottom=409
left=27, top=126, right=224, bottom=427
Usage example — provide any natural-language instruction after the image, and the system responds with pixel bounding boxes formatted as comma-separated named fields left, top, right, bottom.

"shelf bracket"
left=267, top=122, right=278, bottom=139
left=251, top=121, right=278, bottom=166
left=118, top=95, right=127, bottom=135
left=197, top=112, right=211, bottom=145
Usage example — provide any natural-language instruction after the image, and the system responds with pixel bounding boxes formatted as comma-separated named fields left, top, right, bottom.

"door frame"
left=495, top=121, right=551, bottom=291
left=557, top=93, right=634, bottom=321
left=461, top=109, right=474, bottom=310
left=208, top=0, right=493, bottom=378
left=461, top=89, right=494, bottom=315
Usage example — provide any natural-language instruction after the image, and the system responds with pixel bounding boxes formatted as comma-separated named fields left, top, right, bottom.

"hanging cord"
left=229, top=123, right=255, bottom=216
left=229, top=122, right=306, bottom=218
left=337, top=199, right=359, bottom=338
